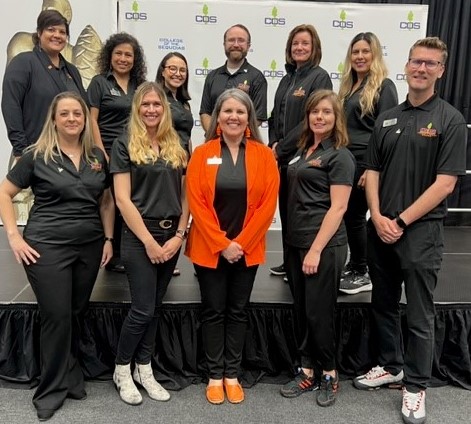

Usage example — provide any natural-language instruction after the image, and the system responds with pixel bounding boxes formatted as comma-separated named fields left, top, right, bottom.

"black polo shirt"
left=367, top=94, right=467, bottom=220
left=88, top=73, right=137, bottom=153
left=214, top=138, right=247, bottom=239
left=344, top=78, right=398, bottom=165
left=110, top=134, right=183, bottom=219
left=286, top=138, right=355, bottom=249
left=7, top=148, right=109, bottom=245
left=164, top=87, right=193, bottom=155
left=199, top=59, right=268, bottom=122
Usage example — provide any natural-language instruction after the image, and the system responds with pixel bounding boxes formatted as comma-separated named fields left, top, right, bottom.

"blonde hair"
left=338, top=32, right=388, bottom=117
left=27, top=91, right=96, bottom=164
left=127, top=82, right=187, bottom=168
left=298, top=90, right=349, bottom=150
left=409, top=36, right=448, bottom=64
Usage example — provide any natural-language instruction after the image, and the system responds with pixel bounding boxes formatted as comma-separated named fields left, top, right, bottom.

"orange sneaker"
left=206, top=384, right=224, bottom=404
left=224, top=381, right=244, bottom=404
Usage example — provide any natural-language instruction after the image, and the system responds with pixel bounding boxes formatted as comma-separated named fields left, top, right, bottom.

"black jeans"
left=24, top=238, right=103, bottom=413
left=286, top=244, right=346, bottom=371
left=116, top=220, right=180, bottom=364
left=344, top=164, right=368, bottom=274
left=278, top=165, right=289, bottom=268
left=195, top=257, right=258, bottom=379
left=367, top=219, right=443, bottom=391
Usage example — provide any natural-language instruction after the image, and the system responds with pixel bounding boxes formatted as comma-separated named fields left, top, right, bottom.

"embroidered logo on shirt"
left=90, top=159, right=103, bottom=171
left=110, top=88, right=121, bottom=96
left=293, top=86, right=306, bottom=97
left=307, top=157, right=322, bottom=167
left=418, top=122, right=437, bottom=138
left=58, top=167, right=64, bottom=173
left=237, top=80, right=250, bottom=93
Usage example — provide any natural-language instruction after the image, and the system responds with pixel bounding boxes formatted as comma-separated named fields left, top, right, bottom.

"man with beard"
left=199, top=24, right=267, bottom=132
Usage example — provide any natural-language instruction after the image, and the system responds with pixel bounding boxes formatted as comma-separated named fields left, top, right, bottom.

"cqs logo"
left=263, top=60, right=285, bottom=78
left=195, top=58, right=212, bottom=77
left=400, top=11, right=421, bottom=30
left=330, top=62, right=345, bottom=80
left=332, top=10, right=354, bottom=29
left=125, top=1, right=147, bottom=21
left=195, top=4, right=217, bottom=24
left=264, top=6, right=286, bottom=26
left=396, top=73, right=407, bottom=81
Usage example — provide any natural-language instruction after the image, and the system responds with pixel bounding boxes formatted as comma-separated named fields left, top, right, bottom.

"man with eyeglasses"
left=199, top=24, right=267, bottom=132
left=354, top=37, right=467, bottom=424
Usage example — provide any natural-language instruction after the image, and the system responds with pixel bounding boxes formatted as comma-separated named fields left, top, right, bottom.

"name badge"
left=288, top=156, right=301, bottom=165
left=207, top=156, right=222, bottom=165
left=383, top=118, right=397, bottom=127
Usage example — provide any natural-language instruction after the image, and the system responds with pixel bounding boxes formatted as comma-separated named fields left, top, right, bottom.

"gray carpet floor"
left=1, top=381, right=469, bottom=423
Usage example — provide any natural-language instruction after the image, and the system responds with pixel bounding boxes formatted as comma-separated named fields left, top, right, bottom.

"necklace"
left=61, top=149, right=81, bottom=159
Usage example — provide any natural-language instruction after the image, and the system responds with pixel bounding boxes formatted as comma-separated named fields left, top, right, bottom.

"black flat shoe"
left=37, top=409, right=55, bottom=421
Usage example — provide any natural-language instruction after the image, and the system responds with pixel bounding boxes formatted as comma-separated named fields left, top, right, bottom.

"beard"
left=225, top=48, right=247, bottom=62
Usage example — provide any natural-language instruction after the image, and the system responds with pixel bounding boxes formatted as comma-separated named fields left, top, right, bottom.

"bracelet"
left=176, top=229, right=188, bottom=240
left=104, top=237, right=114, bottom=243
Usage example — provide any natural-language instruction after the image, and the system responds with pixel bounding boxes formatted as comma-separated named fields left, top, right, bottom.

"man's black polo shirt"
left=7, top=148, right=109, bottom=244
left=286, top=138, right=355, bottom=249
left=199, top=59, right=267, bottom=122
left=367, top=94, right=467, bottom=220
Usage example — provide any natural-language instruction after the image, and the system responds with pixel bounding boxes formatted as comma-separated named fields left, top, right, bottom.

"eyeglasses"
left=408, top=58, right=442, bottom=70
left=164, top=65, right=187, bottom=75
left=225, top=37, right=248, bottom=45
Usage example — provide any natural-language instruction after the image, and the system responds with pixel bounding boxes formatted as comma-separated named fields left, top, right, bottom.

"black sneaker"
left=316, top=371, right=339, bottom=407
left=339, top=271, right=372, bottom=295
left=270, top=264, right=286, bottom=276
left=280, top=370, right=319, bottom=398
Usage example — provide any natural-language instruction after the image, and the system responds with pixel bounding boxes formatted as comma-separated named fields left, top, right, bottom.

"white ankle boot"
left=113, top=363, right=143, bottom=405
left=133, top=363, right=170, bottom=401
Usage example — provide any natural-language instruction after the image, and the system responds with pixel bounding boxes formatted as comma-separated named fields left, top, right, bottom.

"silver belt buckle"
left=159, top=219, right=173, bottom=229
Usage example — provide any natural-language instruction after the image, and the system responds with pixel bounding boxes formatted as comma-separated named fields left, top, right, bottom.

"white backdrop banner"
left=118, top=0, right=428, bottom=228
left=0, top=0, right=428, bottom=227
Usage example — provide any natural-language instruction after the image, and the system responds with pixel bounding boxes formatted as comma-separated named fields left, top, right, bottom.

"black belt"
left=142, top=218, right=179, bottom=229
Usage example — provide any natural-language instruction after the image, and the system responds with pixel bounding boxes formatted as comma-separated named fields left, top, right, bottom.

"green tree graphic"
left=338, top=62, right=345, bottom=73
left=203, top=4, right=209, bottom=16
left=408, top=11, right=414, bottom=22
left=272, top=7, right=278, bottom=18
left=340, top=10, right=347, bottom=21
left=132, top=1, right=138, bottom=12
left=427, top=122, right=433, bottom=129
left=202, top=58, right=209, bottom=69
left=270, top=60, right=277, bottom=72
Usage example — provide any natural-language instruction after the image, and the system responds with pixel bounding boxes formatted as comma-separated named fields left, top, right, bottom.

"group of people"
left=0, top=8, right=467, bottom=424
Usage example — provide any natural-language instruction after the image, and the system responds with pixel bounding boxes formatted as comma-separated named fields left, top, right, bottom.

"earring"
left=216, top=124, right=222, bottom=137
left=245, top=127, right=251, bottom=138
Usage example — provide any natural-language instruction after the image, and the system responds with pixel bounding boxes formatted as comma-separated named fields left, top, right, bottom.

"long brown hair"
left=298, top=90, right=349, bottom=150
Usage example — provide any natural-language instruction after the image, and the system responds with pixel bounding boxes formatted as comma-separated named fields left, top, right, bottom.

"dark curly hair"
left=155, top=52, right=191, bottom=103
left=97, top=32, right=147, bottom=85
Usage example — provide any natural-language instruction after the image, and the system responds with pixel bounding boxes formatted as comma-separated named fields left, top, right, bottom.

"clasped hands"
left=145, top=237, right=182, bottom=264
left=221, top=241, right=244, bottom=264
left=373, top=215, right=404, bottom=244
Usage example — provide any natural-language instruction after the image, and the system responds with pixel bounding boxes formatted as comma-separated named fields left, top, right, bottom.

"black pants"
left=116, top=221, right=179, bottom=364
left=367, top=219, right=443, bottom=391
left=278, top=165, right=289, bottom=268
left=24, top=238, right=103, bottom=413
left=286, top=244, right=346, bottom=371
left=344, top=164, right=368, bottom=274
left=195, top=258, right=258, bottom=379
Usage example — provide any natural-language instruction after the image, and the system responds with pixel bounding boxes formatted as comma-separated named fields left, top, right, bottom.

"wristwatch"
left=176, top=229, right=188, bottom=240
left=395, top=216, right=408, bottom=229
